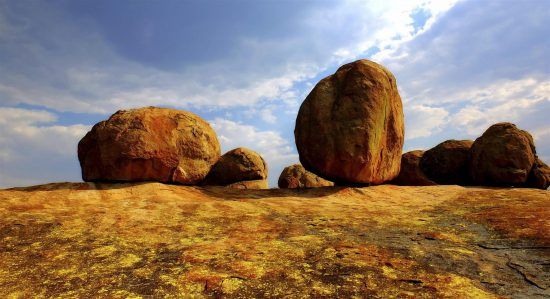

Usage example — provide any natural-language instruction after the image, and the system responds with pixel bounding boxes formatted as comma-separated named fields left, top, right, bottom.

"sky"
left=0, top=0, right=549, bottom=188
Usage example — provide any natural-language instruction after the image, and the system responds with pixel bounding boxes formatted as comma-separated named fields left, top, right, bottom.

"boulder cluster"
left=78, top=107, right=268, bottom=189
left=78, top=59, right=548, bottom=190
left=392, top=123, right=550, bottom=189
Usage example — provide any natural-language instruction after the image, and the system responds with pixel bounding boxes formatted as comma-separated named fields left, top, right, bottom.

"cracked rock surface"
left=0, top=183, right=548, bottom=297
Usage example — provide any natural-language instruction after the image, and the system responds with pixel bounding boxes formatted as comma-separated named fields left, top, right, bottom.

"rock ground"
left=0, top=183, right=548, bottom=298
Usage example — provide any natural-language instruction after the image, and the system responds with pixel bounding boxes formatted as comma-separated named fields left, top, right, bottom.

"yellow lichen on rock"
left=0, top=182, right=548, bottom=297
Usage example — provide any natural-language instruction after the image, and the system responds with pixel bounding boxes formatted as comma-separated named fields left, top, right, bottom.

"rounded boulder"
left=391, top=150, right=436, bottom=186
left=526, top=158, right=550, bottom=190
left=470, top=123, right=535, bottom=186
left=204, top=147, right=267, bottom=186
left=278, top=164, right=334, bottom=188
left=294, top=59, right=404, bottom=184
left=420, top=140, right=473, bottom=185
left=78, top=107, right=220, bottom=185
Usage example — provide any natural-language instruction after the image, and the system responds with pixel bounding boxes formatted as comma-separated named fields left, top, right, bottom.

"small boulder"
left=204, top=147, right=267, bottom=186
left=470, top=123, right=535, bottom=186
left=278, top=164, right=334, bottom=188
left=294, top=59, right=404, bottom=184
left=420, top=140, right=473, bottom=185
left=526, top=158, right=550, bottom=190
left=391, top=151, right=436, bottom=186
left=78, top=107, right=220, bottom=185
left=226, top=179, right=269, bottom=190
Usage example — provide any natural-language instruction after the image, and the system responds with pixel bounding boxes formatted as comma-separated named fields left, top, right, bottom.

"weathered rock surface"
left=420, top=140, right=473, bottom=185
left=1, top=183, right=548, bottom=297
left=391, top=150, right=436, bottom=186
left=470, top=123, right=535, bottom=186
left=527, top=158, right=550, bottom=190
left=278, top=164, right=334, bottom=188
left=78, top=107, right=220, bottom=185
left=294, top=59, right=404, bottom=185
left=204, top=147, right=267, bottom=186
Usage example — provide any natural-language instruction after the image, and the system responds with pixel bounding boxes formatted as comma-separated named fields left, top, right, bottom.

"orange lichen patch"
left=0, top=183, right=548, bottom=297
left=459, top=188, right=550, bottom=246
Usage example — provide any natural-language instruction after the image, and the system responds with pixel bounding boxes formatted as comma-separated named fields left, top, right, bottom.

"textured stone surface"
left=78, top=107, right=220, bottom=185
left=420, top=140, right=473, bottom=185
left=204, top=147, right=267, bottom=186
left=294, top=59, right=404, bottom=184
left=1, top=183, right=548, bottom=297
left=527, top=158, right=550, bottom=190
left=470, top=123, right=535, bottom=186
left=391, top=150, right=436, bottom=186
left=226, top=179, right=268, bottom=189
left=278, top=164, right=334, bottom=188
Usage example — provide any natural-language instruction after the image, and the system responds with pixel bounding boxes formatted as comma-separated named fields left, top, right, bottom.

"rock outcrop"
left=420, top=140, right=473, bottom=185
left=294, top=59, right=404, bottom=185
left=526, top=158, right=550, bottom=189
left=78, top=107, right=220, bottom=185
left=203, top=147, right=268, bottom=188
left=470, top=123, right=535, bottom=186
left=1, top=183, right=548, bottom=297
left=391, top=150, right=436, bottom=186
left=278, top=164, right=334, bottom=188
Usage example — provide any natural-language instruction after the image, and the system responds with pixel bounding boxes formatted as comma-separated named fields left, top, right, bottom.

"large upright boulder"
left=78, top=107, right=220, bottom=185
left=391, top=150, right=436, bottom=186
left=278, top=164, right=334, bottom=188
left=204, top=147, right=268, bottom=188
left=294, top=59, right=404, bottom=184
left=420, top=140, right=473, bottom=185
left=469, top=123, right=535, bottom=186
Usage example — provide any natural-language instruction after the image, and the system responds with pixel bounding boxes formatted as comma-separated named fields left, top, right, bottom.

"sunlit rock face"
left=295, top=59, right=404, bottom=185
left=78, top=106, right=220, bottom=185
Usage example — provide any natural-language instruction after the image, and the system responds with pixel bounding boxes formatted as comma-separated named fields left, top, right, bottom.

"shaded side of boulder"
left=294, top=59, right=404, bottom=185
left=78, top=107, right=220, bottom=185
left=226, top=179, right=268, bottom=190
left=391, top=151, right=436, bottom=186
left=526, top=158, right=550, bottom=189
left=420, top=140, right=473, bottom=185
left=204, top=147, right=267, bottom=186
left=470, top=123, right=535, bottom=186
left=278, top=164, right=334, bottom=188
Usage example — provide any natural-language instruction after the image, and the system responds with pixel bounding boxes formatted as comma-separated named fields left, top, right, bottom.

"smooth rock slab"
left=0, top=183, right=549, bottom=298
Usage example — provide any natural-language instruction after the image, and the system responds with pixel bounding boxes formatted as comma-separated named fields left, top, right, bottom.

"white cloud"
left=449, top=77, right=549, bottom=136
left=210, top=118, right=298, bottom=187
left=405, top=105, right=449, bottom=139
left=0, top=1, right=460, bottom=114
left=0, top=108, right=90, bottom=187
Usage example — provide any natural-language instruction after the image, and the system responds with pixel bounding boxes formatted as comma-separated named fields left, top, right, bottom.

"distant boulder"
left=278, top=164, right=334, bottom=188
left=420, top=140, right=473, bottom=185
left=391, top=150, right=436, bottom=186
left=526, top=158, right=550, bottom=190
left=204, top=147, right=268, bottom=188
left=294, top=59, right=404, bottom=185
left=470, top=123, right=535, bottom=186
left=226, top=179, right=269, bottom=190
left=78, top=107, right=220, bottom=185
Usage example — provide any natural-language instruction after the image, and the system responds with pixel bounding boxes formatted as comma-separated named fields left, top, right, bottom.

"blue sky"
left=0, top=0, right=549, bottom=187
